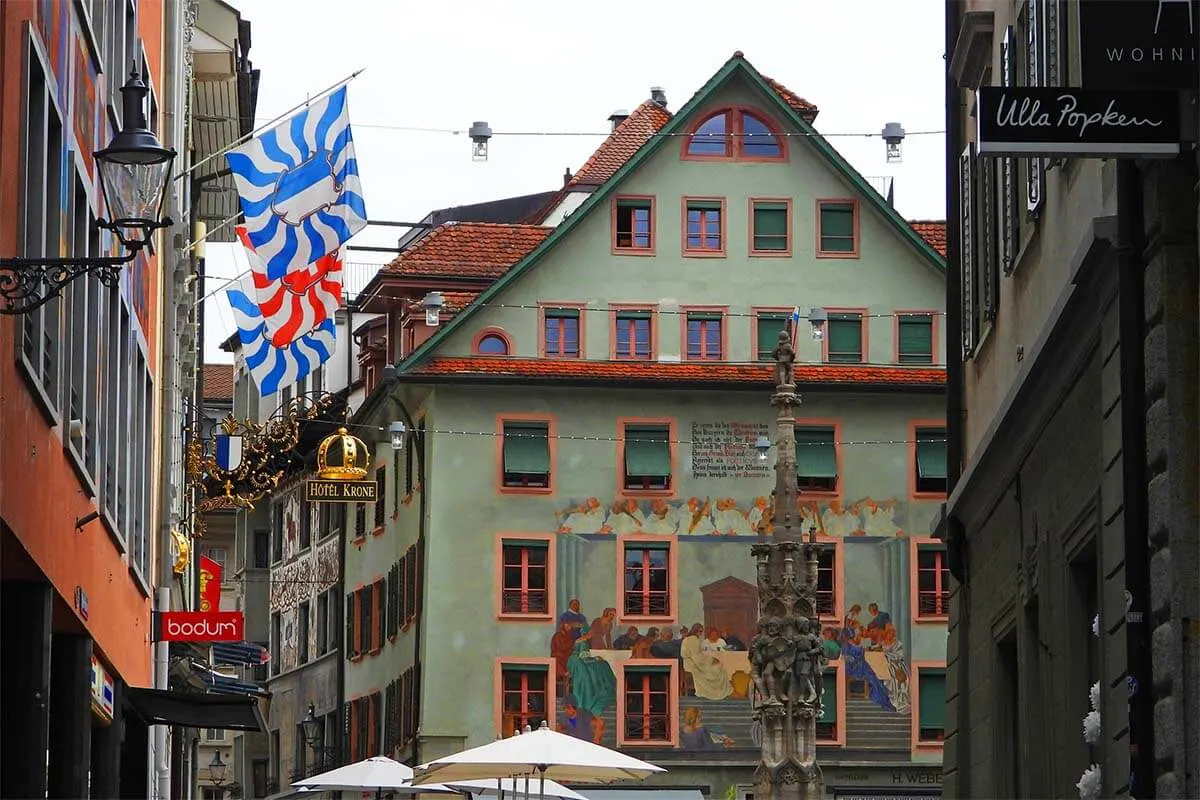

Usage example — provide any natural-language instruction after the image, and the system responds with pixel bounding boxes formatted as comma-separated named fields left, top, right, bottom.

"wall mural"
left=555, top=496, right=911, bottom=538
left=538, top=497, right=935, bottom=753
left=269, top=487, right=339, bottom=672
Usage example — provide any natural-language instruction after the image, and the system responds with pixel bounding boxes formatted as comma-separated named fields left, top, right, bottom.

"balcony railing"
left=289, top=750, right=342, bottom=783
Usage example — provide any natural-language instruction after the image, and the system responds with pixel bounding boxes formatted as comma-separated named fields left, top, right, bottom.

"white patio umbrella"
left=292, top=756, right=462, bottom=798
left=446, top=777, right=587, bottom=799
left=412, top=723, right=665, bottom=799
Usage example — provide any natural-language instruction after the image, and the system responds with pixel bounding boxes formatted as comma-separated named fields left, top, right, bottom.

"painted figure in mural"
left=857, top=498, right=903, bottom=536
left=680, top=707, right=735, bottom=749
left=612, top=625, right=640, bottom=649
left=565, top=629, right=616, bottom=743
left=722, top=626, right=748, bottom=651
left=642, top=499, right=677, bottom=534
left=550, top=621, right=576, bottom=694
left=700, top=627, right=730, bottom=652
left=588, top=608, right=617, bottom=650
left=713, top=498, right=753, bottom=535
left=748, top=496, right=771, bottom=535
left=603, top=499, right=645, bottom=534
left=682, top=497, right=717, bottom=535
left=822, top=499, right=857, bottom=538
left=864, top=603, right=909, bottom=710
left=631, top=627, right=659, bottom=658
left=557, top=694, right=599, bottom=743
left=558, top=598, right=587, bottom=639
left=839, top=605, right=897, bottom=712
left=681, top=623, right=733, bottom=700
left=557, top=498, right=606, bottom=533
left=772, top=328, right=796, bottom=386
left=649, top=627, right=682, bottom=660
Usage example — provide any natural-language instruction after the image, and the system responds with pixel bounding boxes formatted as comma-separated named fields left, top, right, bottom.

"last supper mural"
left=499, top=495, right=947, bottom=755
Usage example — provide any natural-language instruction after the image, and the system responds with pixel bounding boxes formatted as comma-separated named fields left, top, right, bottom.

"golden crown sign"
left=305, top=427, right=378, bottom=503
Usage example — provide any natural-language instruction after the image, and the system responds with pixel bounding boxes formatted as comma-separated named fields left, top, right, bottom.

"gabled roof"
left=566, top=100, right=674, bottom=188
left=202, top=363, right=235, bottom=400
left=381, top=222, right=552, bottom=280
left=396, top=190, right=560, bottom=251
left=401, top=51, right=946, bottom=375
left=405, top=357, right=944, bottom=390
left=909, top=221, right=947, bottom=257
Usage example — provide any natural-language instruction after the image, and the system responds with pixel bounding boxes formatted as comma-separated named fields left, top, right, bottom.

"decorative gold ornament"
left=171, top=528, right=191, bottom=575
left=316, top=427, right=372, bottom=480
left=185, top=393, right=339, bottom=511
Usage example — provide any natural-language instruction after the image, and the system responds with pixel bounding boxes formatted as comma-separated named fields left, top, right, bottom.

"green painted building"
left=348, top=52, right=949, bottom=800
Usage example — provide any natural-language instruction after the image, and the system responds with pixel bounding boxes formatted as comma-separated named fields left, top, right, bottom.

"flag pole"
left=177, top=67, right=366, bottom=183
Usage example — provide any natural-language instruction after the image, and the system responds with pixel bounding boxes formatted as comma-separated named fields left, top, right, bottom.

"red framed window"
left=917, top=546, right=950, bottom=617
left=622, top=424, right=672, bottom=492
left=615, top=198, right=653, bottom=250
left=622, top=667, right=672, bottom=742
left=501, top=422, right=551, bottom=489
left=543, top=309, right=580, bottom=358
left=685, top=200, right=723, bottom=252
left=795, top=426, right=839, bottom=493
left=685, top=313, right=722, bottom=360
left=622, top=542, right=670, bottom=617
left=615, top=312, right=652, bottom=360
left=816, top=547, right=836, bottom=617
left=685, top=109, right=783, bottom=159
left=500, top=666, right=549, bottom=737
left=500, top=541, right=549, bottom=615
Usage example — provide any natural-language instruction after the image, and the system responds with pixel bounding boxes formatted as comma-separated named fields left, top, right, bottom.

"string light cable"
left=341, top=122, right=946, bottom=140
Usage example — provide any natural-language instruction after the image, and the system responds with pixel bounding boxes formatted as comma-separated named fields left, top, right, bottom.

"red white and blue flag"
left=236, top=226, right=343, bottom=348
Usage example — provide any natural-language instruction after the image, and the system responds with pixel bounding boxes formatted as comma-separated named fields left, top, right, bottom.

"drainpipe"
left=1116, top=160, right=1154, bottom=798
left=942, top=1, right=971, bottom=795
left=156, top=0, right=184, bottom=796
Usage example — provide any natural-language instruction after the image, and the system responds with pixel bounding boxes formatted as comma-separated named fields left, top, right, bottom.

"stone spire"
left=749, top=326, right=827, bottom=800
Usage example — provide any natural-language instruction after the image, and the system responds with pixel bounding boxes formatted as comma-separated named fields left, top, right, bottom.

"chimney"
left=607, top=110, right=630, bottom=131
left=563, top=167, right=573, bottom=187
left=650, top=87, right=667, bottom=109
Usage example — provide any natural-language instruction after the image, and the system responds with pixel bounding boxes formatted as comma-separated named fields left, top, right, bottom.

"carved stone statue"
left=791, top=619, right=825, bottom=703
left=772, top=328, right=796, bottom=387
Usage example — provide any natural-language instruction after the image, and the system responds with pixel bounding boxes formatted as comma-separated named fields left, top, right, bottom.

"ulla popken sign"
left=977, top=87, right=1181, bottom=157
left=159, top=611, right=245, bottom=642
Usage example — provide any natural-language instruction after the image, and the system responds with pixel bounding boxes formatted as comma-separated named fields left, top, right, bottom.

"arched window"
left=684, top=108, right=784, bottom=160
left=474, top=331, right=511, bottom=355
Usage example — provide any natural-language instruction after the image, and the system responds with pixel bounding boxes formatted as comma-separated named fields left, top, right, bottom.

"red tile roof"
left=761, top=74, right=819, bottom=123
left=202, top=363, right=235, bottom=400
left=382, top=222, right=552, bottom=280
left=908, top=220, right=947, bottom=257
left=406, top=357, right=945, bottom=387
left=567, top=100, right=673, bottom=188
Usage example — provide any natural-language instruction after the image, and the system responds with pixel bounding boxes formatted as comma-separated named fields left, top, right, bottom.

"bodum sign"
left=158, top=611, right=245, bottom=642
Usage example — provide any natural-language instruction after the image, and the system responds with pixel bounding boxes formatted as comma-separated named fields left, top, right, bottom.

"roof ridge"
left=566, top=99, right=673, bottom=188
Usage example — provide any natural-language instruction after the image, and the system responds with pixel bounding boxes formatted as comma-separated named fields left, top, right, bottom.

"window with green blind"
left=918, top=670, right=946, bottom=742
left=898, top=314, right=934, bottom=364
left=502, top=422, right=551, bottom=488
left=817, top=669, right=838, bottom=740
left=818, top=202, right=856, bottom=253
left=914, top=427, right=948, bottom=494
left=795, top=426, right=838, bottom=492
left=826, top=313, right=863, bottom=363
left=751, top=201, right=790, bottom=252
left=623, top=424, right=672, bottom=490
left=756, top=314, right=788, bottom=360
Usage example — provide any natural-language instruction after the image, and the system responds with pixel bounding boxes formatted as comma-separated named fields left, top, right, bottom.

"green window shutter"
left=898, top=316, right=933, bottom=362
left=626, top=539, right=670, bottom=553
left=757, top=315, right=788, bottom=359
left=688, top=199, right=722, bottom=211
left=819, top=204, right=855, bottom=252
left=821, top=670, right=837, bottom=723
left=503, top=423, right=550, bottom=474
left=624, top=425, right=672, bottom=478
left=616, top=198, right=650, bottom=210
left=753, top=204, right=789, bottom=251
left=915, top=428, right=948, bottom=479
left=795, top=427, right=837, bottom=478
left=826, top=316, right=862, bottom=361
left=618, top=311, right=652, bottom=321
left=688, top=312, right=722, bottom=322
left=546, top=308, right=580, bottom=320
left=919, top=671, right=946, bottom=729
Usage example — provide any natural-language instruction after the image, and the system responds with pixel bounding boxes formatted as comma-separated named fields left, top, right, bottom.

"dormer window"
left=684, top=108, right=784, bottom=161
left=473, top=328, right=513, bottom=356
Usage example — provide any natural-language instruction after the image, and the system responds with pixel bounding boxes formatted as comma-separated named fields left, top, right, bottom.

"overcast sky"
left=202, top=0, right=947, bottom=363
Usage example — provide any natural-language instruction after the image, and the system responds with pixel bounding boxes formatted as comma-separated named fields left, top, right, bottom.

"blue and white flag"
left=214, top=434, right=244, bottom=471
left=225, top=274, right=336, bottom=397
left=790, top=306, right=802, bottom=347
left=224, top=86, right=367, bottom=281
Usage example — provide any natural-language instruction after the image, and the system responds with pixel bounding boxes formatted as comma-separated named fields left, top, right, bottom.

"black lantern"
left=0, top=65, right=176, bottom=315
left=300, top=703, right=320, bottom=749
left=208, top=750, right=228, bottom=786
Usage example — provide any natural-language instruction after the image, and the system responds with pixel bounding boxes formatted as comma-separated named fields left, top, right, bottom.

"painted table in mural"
left=591, top=648, right=754, bottom=695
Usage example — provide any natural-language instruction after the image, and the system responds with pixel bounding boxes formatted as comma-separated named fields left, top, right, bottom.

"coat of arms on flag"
left=224, top=86, right=367, bottom=280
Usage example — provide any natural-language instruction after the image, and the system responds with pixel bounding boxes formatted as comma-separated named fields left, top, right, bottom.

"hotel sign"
left=977, top=87, right=1181, bottom=158
left=1079, top=0, right=1198, bottom=90
left=304, top=478, right=378, bottom=503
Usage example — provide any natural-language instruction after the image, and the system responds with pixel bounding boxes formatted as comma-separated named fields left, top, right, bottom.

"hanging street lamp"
left=0, top=65, right=177, bottom=315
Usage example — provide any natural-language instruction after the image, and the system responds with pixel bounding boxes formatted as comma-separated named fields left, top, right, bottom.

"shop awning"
left=578, top=791, right=704, bottom=800
left=125, top=687, right=267, bottom=732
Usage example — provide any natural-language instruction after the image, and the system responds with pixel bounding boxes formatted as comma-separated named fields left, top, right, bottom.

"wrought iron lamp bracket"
left=0, top=251, right=136, bottom=315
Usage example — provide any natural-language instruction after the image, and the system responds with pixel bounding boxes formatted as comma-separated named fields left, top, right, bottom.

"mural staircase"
left=844, top=696, right=912, bottom=750
left=679, top=696, right=757, bottom=747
